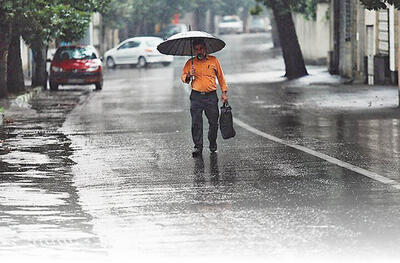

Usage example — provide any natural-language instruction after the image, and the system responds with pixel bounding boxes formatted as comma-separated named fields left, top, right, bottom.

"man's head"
left=193, top=39, right=207, bottom=60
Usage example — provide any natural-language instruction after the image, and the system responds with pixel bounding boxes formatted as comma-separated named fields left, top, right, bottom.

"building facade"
left=328, top=0, right=399, bottom=85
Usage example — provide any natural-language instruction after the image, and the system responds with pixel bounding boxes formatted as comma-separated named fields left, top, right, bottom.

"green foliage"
left=250, top=3, right=264, bottom=15
left=0, top=0, right=109, bottom=45
left=295, top=0, right=318, bottom=20
left=102, top=0, right=256, bottom=35
left=49, top=4, right=92, bottom=42
left=103, top=0, right=192, bottom=34
left=254, top=0, right=327, bottom=20
left=218, top=0, right=256, bottom=15
left=102, top=0, right=133, bottom=29
left=360, top=0, right=400, bottom=10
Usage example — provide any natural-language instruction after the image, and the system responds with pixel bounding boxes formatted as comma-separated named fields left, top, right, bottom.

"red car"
left=49, top=45, right=103, bottom=91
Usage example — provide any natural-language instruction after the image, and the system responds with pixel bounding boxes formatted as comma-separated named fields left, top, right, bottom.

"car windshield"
left=54, top=47, right=97, bottom=61
left=222, top=17, right=239, bottom=23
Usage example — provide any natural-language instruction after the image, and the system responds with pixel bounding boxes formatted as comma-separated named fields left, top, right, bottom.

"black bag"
left=219, top=102, right=236, bottom=139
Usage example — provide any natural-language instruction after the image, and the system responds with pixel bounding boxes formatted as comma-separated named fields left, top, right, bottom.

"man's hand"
left=190, top=67, right=195, bottom=77
left=221, top=91, right=228, bottom=103
left=185, top=67, right=195, bottom=83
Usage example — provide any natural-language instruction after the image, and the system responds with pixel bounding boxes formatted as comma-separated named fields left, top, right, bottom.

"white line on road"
left=233, top=118, right=400, bottom=190
left=182, top=85, right=400, bottom=189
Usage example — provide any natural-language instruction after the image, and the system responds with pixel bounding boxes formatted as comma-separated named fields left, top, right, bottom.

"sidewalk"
left=228, top=64, right=400, bottom=185
left=284, top=66, right=400, bottom=110
left=0, top=86, right=43, bottom=126
left=252, top=65, right=399, bottom=110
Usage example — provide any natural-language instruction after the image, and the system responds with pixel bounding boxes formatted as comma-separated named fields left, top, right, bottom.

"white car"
left=249, top=17, right=271, bottom=33
left=104, top=36, right=173, bottom=68
left=218, top=15, right=243, bottom=34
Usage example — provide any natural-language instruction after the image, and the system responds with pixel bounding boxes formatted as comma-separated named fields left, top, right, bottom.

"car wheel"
left=137, top=56, right=147, bottom=68
left=49, top=82, right=58, bottom=91
left=162, top=62, right=171, bottom=67
left=106, top=57, right=116, bottom=69
left=95, top=80, right=103, bottom=91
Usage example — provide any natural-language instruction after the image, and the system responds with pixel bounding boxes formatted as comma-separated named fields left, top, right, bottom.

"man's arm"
left=181, top=59, right=195, bottom=84
left=215, top=58, right=228, bottom=102
left=181, top=61, right=190, bottom=83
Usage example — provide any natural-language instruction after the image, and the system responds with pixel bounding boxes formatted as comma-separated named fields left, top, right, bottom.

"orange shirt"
left=181, top=55, right=228, bottom=93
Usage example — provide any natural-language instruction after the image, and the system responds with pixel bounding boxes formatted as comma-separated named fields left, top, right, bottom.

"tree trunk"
left=194, top=8, right=206, bottom=31
left=268, top=10, right=281, bottom=48
left=7, top=32, right=25, bottom=93
left=329, top=0, right=340, bottom=75
left=0, top=48, right=9, bottom=98
left=194, top=8, right=200, bottom=31
left=0, top=22, right=11, bottom=98
left=270, top=1, right=308, bottom=79
left=242, top=6, right=249, bottom=33
left=209, top=10, right=215, bottom=33
left=31, top=40, right=47, bottom=88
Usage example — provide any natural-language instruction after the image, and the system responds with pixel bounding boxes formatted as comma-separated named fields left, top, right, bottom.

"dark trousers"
left=190, top=90, right=219, bottom=149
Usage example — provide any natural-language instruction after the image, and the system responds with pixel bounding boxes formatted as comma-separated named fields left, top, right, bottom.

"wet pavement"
left=1, top=32, right=400, bottom=262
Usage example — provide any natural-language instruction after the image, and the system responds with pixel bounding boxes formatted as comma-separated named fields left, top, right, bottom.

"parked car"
left=249, top=17, right=271, bottom=33
left=218, top=15, right=243, bottom=34
left=157, top=23, right=188, bottom=40
left=48, top=45, right=103, bottom=91
left=104, top=36, right=173, bottom=69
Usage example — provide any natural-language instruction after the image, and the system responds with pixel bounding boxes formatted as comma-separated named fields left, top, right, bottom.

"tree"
left=255, top=0, right=308, bottom=79
left=20, top=0, right=108, bottom=89
left=7, top=1, right=31, bottom=94
left=7, top=26, right=25, bottom=94
left=190, top=0, right=218, bottom=30
left=23, top=2, right=91, bottom=88
left=0, top=0, right=109, bottom=97
left=103, top=0, right=192, bottom=39
left=101, top=0, right=257, bottom=37
left=0, top=0, right=17, bottom=97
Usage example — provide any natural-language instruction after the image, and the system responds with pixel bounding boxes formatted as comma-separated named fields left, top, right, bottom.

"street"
left=1, top=32, right=400, bottom=262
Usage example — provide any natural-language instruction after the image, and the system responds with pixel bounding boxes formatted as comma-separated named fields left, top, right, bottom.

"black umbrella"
left=157, top=31, right=226, bottom=56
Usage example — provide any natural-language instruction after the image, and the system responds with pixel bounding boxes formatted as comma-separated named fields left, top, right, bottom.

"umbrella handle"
left=190, top=38, right=195, bottom=81
left=190, top=39, right=193, bottom=66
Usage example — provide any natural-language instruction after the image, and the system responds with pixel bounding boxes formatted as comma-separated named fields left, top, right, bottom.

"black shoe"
left=192, top=148, right=203, bottom=157
left=209, top=145, right=217, bottom=153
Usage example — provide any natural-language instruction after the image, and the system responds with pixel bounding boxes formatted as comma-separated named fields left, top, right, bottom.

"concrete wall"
left=20, top=38, right=31, bottom=80
left=293, top=3, right=330, bottom=65
left=338, top=0, right=354, bottom=79
left=103, top=28, right=119, bottom=55
left=181, top=13, right=195, bottom=30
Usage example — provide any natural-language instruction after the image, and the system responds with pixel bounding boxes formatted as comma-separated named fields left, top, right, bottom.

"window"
left=118, top=42, right=131, bottom=49
left=119, top=41, right=140, bottom=49
left=54, top=47, right=97, bottom=61
left=129, top=41, right=140, bottom=48
left=344, top=0, right=352, bottom=41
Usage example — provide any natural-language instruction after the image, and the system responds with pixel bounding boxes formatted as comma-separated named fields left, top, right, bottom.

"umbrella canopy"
left=157, top=30, right=225, bottom=56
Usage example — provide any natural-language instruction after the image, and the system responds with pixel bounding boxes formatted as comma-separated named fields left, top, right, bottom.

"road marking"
left=233, top=118, right=400, bottom=190
left=181, top=85, right=400, bottom=189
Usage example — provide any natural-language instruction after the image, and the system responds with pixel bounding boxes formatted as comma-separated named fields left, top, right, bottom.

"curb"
left=11, top=86, right=42, bottom=107
left=0, top=86, right=43, bottom=127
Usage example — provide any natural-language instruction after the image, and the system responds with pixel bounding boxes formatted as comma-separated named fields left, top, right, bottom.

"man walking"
left=181, top=39, right=228, bottom=157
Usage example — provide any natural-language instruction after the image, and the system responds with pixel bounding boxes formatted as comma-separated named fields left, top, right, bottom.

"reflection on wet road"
left=0, top=91, right=103, bottom=259
left=2, top=33, right=400, bottom=262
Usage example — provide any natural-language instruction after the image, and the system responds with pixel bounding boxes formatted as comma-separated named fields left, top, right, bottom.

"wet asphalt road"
left=2, top=33, right=400, bottom=262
